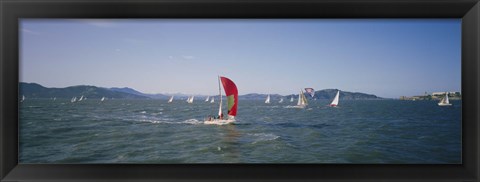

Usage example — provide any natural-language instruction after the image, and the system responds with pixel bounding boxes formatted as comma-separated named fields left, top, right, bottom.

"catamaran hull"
left=204, top=119, right=235, bottom=125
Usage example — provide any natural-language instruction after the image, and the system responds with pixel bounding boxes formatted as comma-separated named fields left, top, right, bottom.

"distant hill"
left=20, top=82, right=149, bottom=99
left=239, top=93, right=284, bottom=100
left=109, top=87, right=169, bottom=99
left=311, top=89, right=381, bottom=100
left=20, top=83, right=381, bottom=100
left=237, top=89, right=381, bottom=100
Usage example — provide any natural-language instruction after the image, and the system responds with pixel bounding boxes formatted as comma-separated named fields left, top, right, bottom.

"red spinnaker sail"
left=220, top=76, right=238, bottom=117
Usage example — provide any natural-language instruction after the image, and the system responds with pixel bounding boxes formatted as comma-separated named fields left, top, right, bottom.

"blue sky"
left=20, top=19, right=461, bottom=98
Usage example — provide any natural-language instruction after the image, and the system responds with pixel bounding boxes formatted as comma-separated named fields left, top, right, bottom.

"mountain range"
left=19, top=82, right=382, bottom=100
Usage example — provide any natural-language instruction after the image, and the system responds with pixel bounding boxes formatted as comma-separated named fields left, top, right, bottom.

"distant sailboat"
left=210, top=97, right=215, bottom=103
left=205, top=96, right=210, bottom=102
left=438, top=92, right=452, bottom=106
left=101, top=97, right=105, bottom=102
left=290, top=96, right=294, bottom=102
left=265, top=94, right=270, bottom=104
left=168, top=96, right=174, bottom=103
left=71, top=97, right=77, bottom=103
left=204, top=76, right=238, bottom=125
left=53, top=97, right=56, bottom=101
left=78, top=95, right=84, bottom=101
left=20, top=95, right=25, bottom=102
left=330, top=90, right=340, bottom=107
left=296, top=90, right=308, bottom=108
left=187, top=96, right=194, bottom=104
left=279, top=98, right=284, bottom=103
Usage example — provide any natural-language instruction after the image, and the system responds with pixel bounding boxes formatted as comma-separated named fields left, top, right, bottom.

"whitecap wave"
left=249, top=133, right=280, bottom=144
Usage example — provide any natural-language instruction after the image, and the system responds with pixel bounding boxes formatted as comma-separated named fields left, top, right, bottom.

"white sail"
left=21, top=95, right=25, bottom=102
left=210, top=97, right=215, bottom=103
left=296, top=90, right=308, bottom=108
left=101, top=97, right=105, bottom=101
left=438, top=92, right=452, bottom=106
left=218, top=76, right=223, bottom=117
left=330, top=90, right=340, bottom=107
left=205, top=96, right=210, bottom=102
left=265, top=94, right=270, bottom=104
left=168, top=96, right=174, bottom=103
left=78, top=95, right=84, bottom=101
left=53, top=97, right=56, bottom=101
left=290, top=96, right=294, bottom=102
left=187, top=96, right=194, bottom=103
left=71, top=97, right=77, bottom=103
left=279, top=98, right=284, bottom=103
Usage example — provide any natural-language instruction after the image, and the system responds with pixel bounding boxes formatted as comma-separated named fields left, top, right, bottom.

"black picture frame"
left=1, top=0, right=479, bottom=181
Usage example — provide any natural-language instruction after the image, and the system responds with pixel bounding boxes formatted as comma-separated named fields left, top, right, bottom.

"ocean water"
left=19, top=99, right=461, bottom=164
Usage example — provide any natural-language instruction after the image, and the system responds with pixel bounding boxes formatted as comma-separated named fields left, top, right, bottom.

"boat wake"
left=137, top=118, right=203, bottom=125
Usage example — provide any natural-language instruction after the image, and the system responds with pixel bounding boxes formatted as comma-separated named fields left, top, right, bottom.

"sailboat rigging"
left=294, top=90, right=308, bottom=108
left=204, top=76, right=238, bottom=125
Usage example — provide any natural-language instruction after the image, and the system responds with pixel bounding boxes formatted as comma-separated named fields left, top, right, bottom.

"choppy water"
left=19, top=99, right=461, bottom=164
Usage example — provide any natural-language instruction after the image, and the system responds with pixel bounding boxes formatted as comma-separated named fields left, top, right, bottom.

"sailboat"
left=330, top=90, right=340, bottom=107
left=20, top=95, right=25, bottom=102
left=210, top=97, right=215, bottom=103
left=71, top=97, right=77, bottom=103
left=187, top=96, right=194, bottom=104
left=290, top=96, right=294, bottom=102
left=438, top=92, right=452, bottom=106
left=53, top=97, right=56, bottom=101
left=279, top=98, right=284, bottom=103
left=78, top=95, right=84, bottom=101
left=204, top=76, right=238, bottom=125
left=294, top=90, right=308, bottom=108
left=168, top=96, right=174, bottom=103
left=265, top=94, right=270, bottom=104
left=205, top=96, right=210, bottom=102
left=101, top=97, right=105, bottom=102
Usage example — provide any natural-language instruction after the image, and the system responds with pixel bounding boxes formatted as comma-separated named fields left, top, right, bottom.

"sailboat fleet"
left=20, top=77, right=455, bottom=126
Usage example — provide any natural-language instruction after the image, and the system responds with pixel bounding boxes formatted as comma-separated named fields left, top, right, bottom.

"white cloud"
left=181, top=55, right=195, bottom=60
left=22, top=28, right=40, bottom=35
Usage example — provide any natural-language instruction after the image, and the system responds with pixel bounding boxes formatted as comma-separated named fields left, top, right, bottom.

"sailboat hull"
left=438, top=103, right=452, bottom=106
left=204, top=119, right=235, bottom=125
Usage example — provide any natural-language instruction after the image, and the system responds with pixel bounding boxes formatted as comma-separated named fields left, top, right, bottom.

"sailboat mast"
left=218, top=76, right=223, bottom=117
